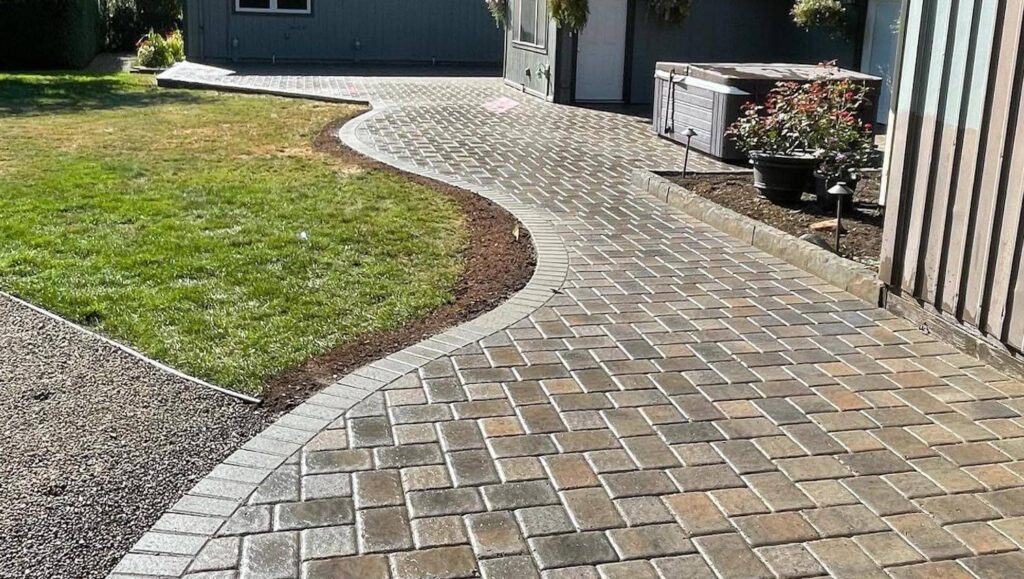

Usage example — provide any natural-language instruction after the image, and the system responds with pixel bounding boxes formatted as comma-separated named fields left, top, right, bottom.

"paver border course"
left=109, top=71, right=569, bottom=579
left=631, top=169, right=886, bottom=307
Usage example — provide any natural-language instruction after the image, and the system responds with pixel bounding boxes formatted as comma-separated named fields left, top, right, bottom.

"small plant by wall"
left=136, top=29, right=184, bottom=68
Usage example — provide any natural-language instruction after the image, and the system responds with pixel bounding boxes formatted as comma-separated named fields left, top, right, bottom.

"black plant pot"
left=813, top=171, right=859, bottom=211
left=749, top=153, right=819, bottom=204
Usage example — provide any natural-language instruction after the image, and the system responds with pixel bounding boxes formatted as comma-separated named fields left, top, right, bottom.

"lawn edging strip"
left=632, top=169, right=886, bottom=307
left=0, top=289, right=260, bottom=404
left=112, top=69, right=568, bottom=577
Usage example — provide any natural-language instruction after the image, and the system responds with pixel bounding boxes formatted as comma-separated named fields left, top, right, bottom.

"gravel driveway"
left=0, top=294, right=273, bottom=578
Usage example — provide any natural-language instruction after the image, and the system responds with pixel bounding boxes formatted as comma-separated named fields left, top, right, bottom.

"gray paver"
left=117, top=63, right=1024, bottom=578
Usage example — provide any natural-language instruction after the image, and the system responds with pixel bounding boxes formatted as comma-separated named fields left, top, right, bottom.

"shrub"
left=136, top=29, right=184, bottom=68
left=0, top=0, right=105, bottom=69
left=106, top=0, right=142, bottom=50
left=105, top=0, right=181, bottom=51
left=167, top=28, right=185, bottom=61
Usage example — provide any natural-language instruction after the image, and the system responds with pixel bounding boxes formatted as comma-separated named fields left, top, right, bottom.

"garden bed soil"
left=261, top=116, right=536, bottom=413
left=671, top=172, right=883, bottom=268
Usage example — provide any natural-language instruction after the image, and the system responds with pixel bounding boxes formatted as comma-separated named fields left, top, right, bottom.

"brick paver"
left=113, top=63, right=1024, bottom=578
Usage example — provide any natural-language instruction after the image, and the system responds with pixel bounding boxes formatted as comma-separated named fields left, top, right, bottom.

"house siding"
left=881, top=0, right=1024, bottom=360
left=503, top=12, right=561, bottom=100
left=628, top=0, right=859, bottom=104
left=185, top=0, right=503, bottom=65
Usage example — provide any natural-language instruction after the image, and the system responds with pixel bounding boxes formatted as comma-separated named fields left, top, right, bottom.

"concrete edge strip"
left=110, top=71, right=568, bottom=578
left=632, top=169, right=886, bottom=307
left=0, top=290, right=259, bottom=404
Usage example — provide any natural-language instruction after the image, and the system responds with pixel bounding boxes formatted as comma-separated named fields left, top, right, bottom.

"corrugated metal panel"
left=195, top=0, right=503, bottom=64
left=881, top=0, right=1024, bottom=354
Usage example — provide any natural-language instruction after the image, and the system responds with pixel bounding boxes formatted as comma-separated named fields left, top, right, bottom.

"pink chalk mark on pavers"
left=483, top=97, right=520, bottom=114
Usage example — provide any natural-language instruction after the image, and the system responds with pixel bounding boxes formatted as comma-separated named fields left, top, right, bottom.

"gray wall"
left=186, top=0, right=503, bottom=64
left=629, top=0, right=858, bottom=103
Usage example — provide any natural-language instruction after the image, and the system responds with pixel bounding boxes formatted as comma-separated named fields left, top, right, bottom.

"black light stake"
left=682, top=127, right=698, bottom=176
left=828, top=183, right=854, bottom=255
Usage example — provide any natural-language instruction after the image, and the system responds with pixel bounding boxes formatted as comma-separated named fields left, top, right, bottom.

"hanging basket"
left=549, top=0, right=589, bottom=31
left=648, top=0, right=692, bottom=25
left=791, top=0, right=850, bottom=38
left=485, top=0, right=509, bottom=27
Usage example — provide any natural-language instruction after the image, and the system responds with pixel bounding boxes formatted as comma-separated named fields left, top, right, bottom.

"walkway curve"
left=110, top=66, right=570, bottom=578
left=113, top=63, right=1024, bottom=579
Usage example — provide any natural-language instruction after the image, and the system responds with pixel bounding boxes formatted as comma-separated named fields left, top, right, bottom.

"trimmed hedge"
left=0, top=0, right=105, bottom=70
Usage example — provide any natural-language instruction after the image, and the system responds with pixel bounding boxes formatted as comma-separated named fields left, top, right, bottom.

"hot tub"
left=653, top=63, right=882, bottom=161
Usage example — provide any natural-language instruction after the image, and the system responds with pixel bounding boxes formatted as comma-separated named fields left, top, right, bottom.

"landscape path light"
left=681, top=127, right=698, bottom=176
left=828, top=182, right=854, bottom=255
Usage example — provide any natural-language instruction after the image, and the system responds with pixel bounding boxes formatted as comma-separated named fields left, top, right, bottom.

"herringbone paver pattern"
left=114, top=63, right=1024, bottom=578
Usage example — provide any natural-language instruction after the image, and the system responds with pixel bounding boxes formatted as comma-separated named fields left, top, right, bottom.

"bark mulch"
left=671, top=172, right=883, bottom=268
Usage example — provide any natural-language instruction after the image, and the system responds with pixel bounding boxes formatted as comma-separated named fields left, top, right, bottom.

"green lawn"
left=0, top=73, right=467, bottom=396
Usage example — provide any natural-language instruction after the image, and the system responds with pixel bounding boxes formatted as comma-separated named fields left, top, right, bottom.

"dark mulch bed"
left=671, top=172, right=883, bottom=268
left=262, top=116, right=536, bottom=412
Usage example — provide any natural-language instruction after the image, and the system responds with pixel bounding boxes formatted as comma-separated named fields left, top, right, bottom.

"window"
left=236, top=0, right=311, bottom=14
left=515, top=0, right=546, bottom=47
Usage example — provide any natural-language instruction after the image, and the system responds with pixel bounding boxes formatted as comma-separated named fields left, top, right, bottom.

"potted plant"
left=727, top=81, right=821, bottom=203
left=810, top=79, right=877, bottom=208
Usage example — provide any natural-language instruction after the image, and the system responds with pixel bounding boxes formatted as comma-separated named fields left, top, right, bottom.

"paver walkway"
left=115, top=63, right=1024, bottom=578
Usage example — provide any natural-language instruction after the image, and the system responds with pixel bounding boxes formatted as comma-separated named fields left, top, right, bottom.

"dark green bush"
left=0, top=0, right=105, bottom=69
left=105, top=0, right=182, bottom=51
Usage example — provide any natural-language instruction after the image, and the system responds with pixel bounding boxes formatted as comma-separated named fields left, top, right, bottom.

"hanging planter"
left=485, top=0, right=509, bottom=27
left=549, top=0, right=589, bottom=32
left=791, top=0, right=851, bottom=38
left=648, top=0, right=692, bottom=25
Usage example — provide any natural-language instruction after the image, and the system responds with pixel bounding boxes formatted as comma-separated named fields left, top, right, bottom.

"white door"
left=861, top=0, right=901, bottom=124
left=575, top=0, right=628, bottom=102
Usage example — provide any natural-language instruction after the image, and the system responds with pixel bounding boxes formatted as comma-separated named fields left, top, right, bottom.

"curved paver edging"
left=631, top=169, right=886, bottom=307
left=110, top=72, right=568, bottom=579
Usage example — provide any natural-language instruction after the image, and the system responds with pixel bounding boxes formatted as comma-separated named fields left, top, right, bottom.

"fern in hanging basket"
left=791, top=0, right=849, bottom=37
left=485, top=0, right=509, bottom=27
left=649, top=0, right=692, bottom=25
left=549, top=0, right=589, bottom=32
